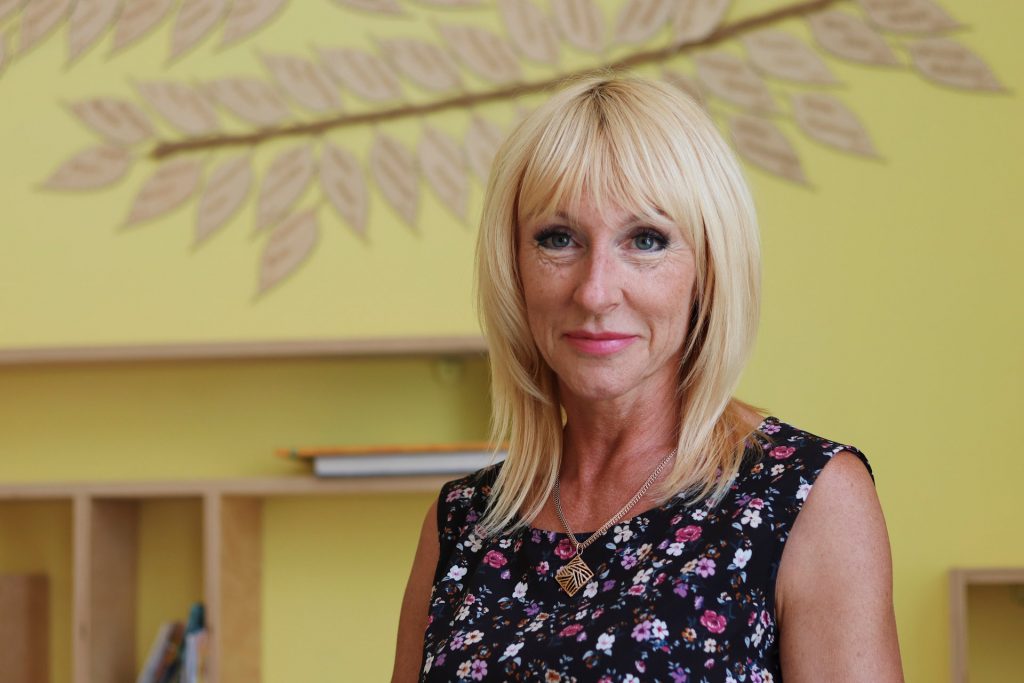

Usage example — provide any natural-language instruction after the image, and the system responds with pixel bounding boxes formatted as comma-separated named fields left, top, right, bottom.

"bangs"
left=514, top=83, right=704, bottom=245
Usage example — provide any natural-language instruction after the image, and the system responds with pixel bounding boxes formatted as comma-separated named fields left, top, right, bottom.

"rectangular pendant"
left=555, top=554, right=594, bottom=597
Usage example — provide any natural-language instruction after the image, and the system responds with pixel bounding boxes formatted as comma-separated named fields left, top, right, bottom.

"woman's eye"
left=536, top=230, right=573, bottom=249
left=632, top=229, right=668, bottom=251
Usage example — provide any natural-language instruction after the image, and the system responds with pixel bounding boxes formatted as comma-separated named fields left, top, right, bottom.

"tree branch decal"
left=31, top=0, right=1006, bottom=298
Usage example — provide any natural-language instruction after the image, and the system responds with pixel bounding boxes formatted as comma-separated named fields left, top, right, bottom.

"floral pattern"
left=421, top=417, right=872, bottom=682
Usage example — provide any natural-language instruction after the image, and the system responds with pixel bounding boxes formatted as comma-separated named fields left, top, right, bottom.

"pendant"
left=555, top=554, right=594, bottom=597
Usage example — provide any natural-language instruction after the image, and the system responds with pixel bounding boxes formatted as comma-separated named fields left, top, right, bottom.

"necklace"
left=552, top=448, right=677, bottom=597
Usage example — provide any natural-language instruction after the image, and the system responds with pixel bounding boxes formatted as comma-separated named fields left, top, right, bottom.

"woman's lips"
left=563, top=332, right=638, bottom=355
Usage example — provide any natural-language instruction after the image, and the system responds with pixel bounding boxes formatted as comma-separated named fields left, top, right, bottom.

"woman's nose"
left=571, top=247, right=622, bottom=315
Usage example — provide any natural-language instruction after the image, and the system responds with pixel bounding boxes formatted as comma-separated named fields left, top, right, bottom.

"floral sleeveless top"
left=420, top=417, right=872, bottom=683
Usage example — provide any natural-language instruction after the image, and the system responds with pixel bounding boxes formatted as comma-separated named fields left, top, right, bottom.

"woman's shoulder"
left=748, top=415, right=873, bottom=484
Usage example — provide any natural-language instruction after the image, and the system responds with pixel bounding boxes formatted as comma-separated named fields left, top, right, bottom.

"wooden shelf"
left=0, top=475, right=450, bottom=683
left=949, top=567, right=1024, bottom=683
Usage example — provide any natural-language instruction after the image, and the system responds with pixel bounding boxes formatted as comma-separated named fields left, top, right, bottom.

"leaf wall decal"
left=807, top=10, right=900, bottom=66
left=730, top=115, right=805, bottom=184
left=498, top=0, right=559, bottom=65
left=258, top=208, right=319, bottom=295
left=858, top=0, right=959, bottom=34
left=908, top=38, right=1003, bottom=91
left=370, top=133, right=418, bottom=229
left=743, top=29, right=838, bottom=84
left=205, top=77, right=292, bottom=127
left=67, top=0, right=120, bottom=63
left=111, top=0, right=175, bottom=54
left=379, top=38, right=462, bottom=92
left=256, top=145, right=316, bottom=231
left=195, top=154, right=252, bottom=244
left=42, top=146, right=134, bottom=190
left=69, top=98, right=156, bottom=146
left=552, top=0, right=605, bottom=54
left=464, top=116, right=504, bottom=183
left=661, top=67, right=707, bottom=110
left=318, top=47, right=403, bottom=102
left=419, top=125, right=468, bottom=222
left=137, top=81, right=221, bottom=135
left=261, top=53, right=341, bottom=112
left=170, top=0, right=227, bottom=61
left=791, top=92, right=876, bottom=156
left=437, top=24, right=521, bottom=85
left=694, top=51, right=777, bottom=113
left=615, top=0, right=673, bottom=45
left=221, top=0, right=287, bottom=47
left=19, top=0, right=72, bottom=55
left=417, top=0, right=482, bottom=6
left=124, top=157, right=205, bottom=226
left=321, top=142, right=369, bottom=236
left=672, top=0, right=730, bottom=44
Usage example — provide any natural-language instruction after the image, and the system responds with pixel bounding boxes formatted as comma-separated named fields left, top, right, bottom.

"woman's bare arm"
left=776, top=451, right=904, bottom=682
left=391, top=498, right=440, bottom=683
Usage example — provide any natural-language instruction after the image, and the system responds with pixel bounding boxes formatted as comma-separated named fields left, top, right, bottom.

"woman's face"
left=517, top=191, right=698, bottom=406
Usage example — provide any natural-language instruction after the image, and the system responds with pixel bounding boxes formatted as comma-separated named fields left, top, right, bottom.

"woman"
left=392, top=74, right=903, bottom=682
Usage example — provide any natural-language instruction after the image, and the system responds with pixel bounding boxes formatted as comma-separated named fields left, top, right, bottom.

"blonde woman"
left=392, top=74, right=903, bottom=682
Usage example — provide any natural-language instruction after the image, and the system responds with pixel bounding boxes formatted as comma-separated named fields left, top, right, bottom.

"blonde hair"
left=475, top=73, right=765, bottom=537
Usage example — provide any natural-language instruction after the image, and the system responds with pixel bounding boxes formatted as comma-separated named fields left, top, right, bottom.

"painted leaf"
left=204, top=77, right=289, bottom=126
left=370, top=134, right=418, bottom=229
left=221, top=0, right=286, bottom=47
left=205, top=77, right=291, bottom=127
left=464, top=116, right=504, bottom=183
left=661, top=68, right=707, bottom=110
left=67, top=0, right=119, bottom=63
left=258, top=209, right=319, bottom=295
left=124, top=157, right=205, bottom=227
left=256, top=145, right=316, bottom=231
left=908, top=38, right=1004, bottom=91
left=729, top=115, right=805, bottom=184
left=195, top=154, right=252, bottom=244
left=420, top=125, right=468, bottom=222
left=498, top=0, right=559, bottom=65
left=857, top=0, right=959, bottom=34
left=416, top=0, right=482, bottom=6
left=42, top=146, right=134, bottom=190
left=318, top=47, right=403, bottom=102
left=791, top=92, right=876, bottom=156
left=69, top=98, right=155, bottom=146
left=0, top=0, right=21, bottom=22
left=170, top=0, right=227, bottom=60
left=261, top=53, right=340, bottom=112
left=111, top=0, right=175, bottom=54
left=320, top=142, right=369, bottom=236
left=551, top=0, right=605, bottom=54
left=743, top=29, right=837, bottom=84
left=19, top=0, right=72, bottom=54
left=137, top=81, right=221, bottom=134
left=807, top=10, right=900, bottom=66
left=615, top=0, right=673, bottom=44
left=438, top=24, right=521, bottom=85
left=379, top=38, right=461, bottom=92
left=672, top=0, right=729, bottom=44
left=694, top=52, right=776, bottom=113
left=331, top=0, right=404, bottom=14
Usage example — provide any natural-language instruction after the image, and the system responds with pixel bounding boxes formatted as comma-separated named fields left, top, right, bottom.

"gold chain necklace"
left=552, top=449, right=677, bottom=596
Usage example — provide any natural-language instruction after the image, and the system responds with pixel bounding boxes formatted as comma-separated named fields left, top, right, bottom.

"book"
left=137, top=621, right=182, bottom=683
left=276, top=441, right=507, bottom=477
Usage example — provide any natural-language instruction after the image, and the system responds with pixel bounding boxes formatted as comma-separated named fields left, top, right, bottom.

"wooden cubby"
left=949, top=567, right=1024, bottom=683
left=0, top=475, right=448, bottom=683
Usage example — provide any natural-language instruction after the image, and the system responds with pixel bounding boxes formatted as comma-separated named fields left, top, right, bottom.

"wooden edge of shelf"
left=0, top=474, right=454, bottom=500
left=948, top=567, right=1024, bottom=683
left=0, top=336, right=488, bottom=366
left=949, top=567, right=1024, bottom=585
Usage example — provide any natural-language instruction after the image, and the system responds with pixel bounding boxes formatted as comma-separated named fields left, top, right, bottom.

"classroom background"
left=0, top=0, right=1021, bottom=681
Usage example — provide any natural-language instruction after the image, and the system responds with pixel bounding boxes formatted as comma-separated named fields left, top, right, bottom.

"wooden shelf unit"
left=0, top=475, right=449, bottom=683
left=949, top=567, right=1024, bottom=683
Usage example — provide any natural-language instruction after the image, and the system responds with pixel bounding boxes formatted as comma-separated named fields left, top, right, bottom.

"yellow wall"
left=1, top=1, right=1022, bottom=682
